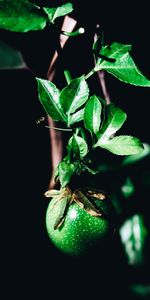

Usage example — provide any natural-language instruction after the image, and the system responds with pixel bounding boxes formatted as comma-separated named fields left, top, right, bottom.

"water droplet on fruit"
left=70, top=208, right=77, bottom=219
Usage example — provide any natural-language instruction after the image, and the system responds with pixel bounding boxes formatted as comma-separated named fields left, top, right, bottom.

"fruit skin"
left=46, top=189, right=115, bottom=256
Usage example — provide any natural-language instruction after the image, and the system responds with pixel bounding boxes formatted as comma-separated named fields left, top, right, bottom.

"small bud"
left=61, top=27, right=85, bottom=37
left=44, top=189, right=60, bottom=198
left=78, top=27, right=85, bottom=34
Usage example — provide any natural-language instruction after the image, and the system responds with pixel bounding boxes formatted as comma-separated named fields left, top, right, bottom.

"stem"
left=61, top=27, right=85, bottom=37
left=47, top=16, right=77, bottom=81
left=45, top=125, right=72, bottom=132
left=93, top=32, right=111, bottom=104
left=85, top=68, right=96, bottom=80
left=47, top=16, right=77, bottom=189
left=75, top=128, right=80, bottom=135
left=98, top=70, right=111, bottom=104
left=47, top=117, right=63, bottom=188
left=64, top=70, right=72, bottom=84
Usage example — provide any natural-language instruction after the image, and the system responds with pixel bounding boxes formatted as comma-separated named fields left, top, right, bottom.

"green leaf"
left=36, top=78, right=66, bottom=122
left=0, top=41, right=26, bottom=69
left=84, top=95, right=102, bottom=135
left=43, top=3, right=73, bottom=24
left=58, top=161, right=75, bottom=187
left=96, top=135, right=143, bottom=155
left=81, top=163, right=99, bottom=175
left=97, top=103, right=127, bottom=142
left=60, top=76, right=89, bottom=121
left=119, top=214, right=148, bottom=265
left=0, top=0, right=47, bottom=32
left=131, top=284, right=150, bottom=297
left=95, top=42, right=150, bottom=86
left=122, top=143, right=150, bottom=166
left=68, top=134, right=88, bottom=159
left=68, top=108, right=85, bottom=126
left=121, top=177, right=135, bottom=198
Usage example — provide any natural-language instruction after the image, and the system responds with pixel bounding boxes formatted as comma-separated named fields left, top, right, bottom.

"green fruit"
left=46, top=188, right=115, bottom=256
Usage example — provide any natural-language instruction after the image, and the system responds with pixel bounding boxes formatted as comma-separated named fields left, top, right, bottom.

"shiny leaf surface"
left=68, top=134, right=88, bottom=159
left=68, top=108, right=84, bottom=125
left=36, top=78, right=66, bottom=122
left=122, top=143, right=150, bottom=166
left=97, top=103, right=127, bottom=142
left=58, top=161, right=75, bottom=187
left=60, top=76, right=89, bottom=117
left=43, top=3, right=73, bottom=24
left=0, top=0, right=47, bottom=32
left=95, top=42, right=150, bottom=86
left=96, top=135, right=143, bottom=155
left=84, top=95, right=102, bottom=135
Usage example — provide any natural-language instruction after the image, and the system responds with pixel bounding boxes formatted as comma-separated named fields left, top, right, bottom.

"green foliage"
left=96, top=103, right=127, bottom=140
left=130, top=284, right=150, bottom=298
left=121, top=177, right=135, bottom=198
left=122, top=143, right=150, bottom=166
left=96, top=135, right=143, bottom=155
left=68, top=108, right=85, bottom=125
left=0, top=2, right=149, bottom=189
left=84, top=95, right=102, bottom=135
left=94, top=41, right=150, bottom=86
left=58, top=161, right=75, bottom=187
left=36, top=78, right=66, bottom=122
left=119, top=214, right=148, bottom=265
left=68, top=134, right=88, bottom=159
left=0, top=41, right=25, bottom=69
left=0, top=1, right=73, bottom=32
left=36, top=74, right=144, bottom=185
left=43, top=3, right=73, bottom=24
left=0, top=0, right=47, bottom=32
left=60, top=76, right=89, bottom=125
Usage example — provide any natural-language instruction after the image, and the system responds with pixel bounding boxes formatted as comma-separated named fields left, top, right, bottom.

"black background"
left=1, top=1, right=150, bottom=299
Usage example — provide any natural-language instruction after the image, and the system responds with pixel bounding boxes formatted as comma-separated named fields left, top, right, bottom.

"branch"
left=47, top=16, right=77, bottom=189
left=94, top=31, right=111, bottom=105
left=98, top=70, right=111, bottom=104
left=47, top=16, right=77, bottom=81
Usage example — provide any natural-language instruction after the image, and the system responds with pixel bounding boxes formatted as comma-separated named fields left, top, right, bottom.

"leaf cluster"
left=36, top=71, right=144, bottom=187
left=0, top=0, right=73, bottom=32
left=0, top=0, right=150, bottom=189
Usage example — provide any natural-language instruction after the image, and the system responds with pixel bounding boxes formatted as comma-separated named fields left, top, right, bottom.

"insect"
left=36, top=116, right=45, bottom=125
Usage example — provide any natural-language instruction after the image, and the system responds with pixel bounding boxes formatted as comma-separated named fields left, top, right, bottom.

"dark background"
left=1, top=1, right=150, bottom=299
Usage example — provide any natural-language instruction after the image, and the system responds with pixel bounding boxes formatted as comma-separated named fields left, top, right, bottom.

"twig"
left=46, top=16, right=77, bottom=189
left=47, top=16, right=77, bottom=81
left=94, top=31, right=111, bottom=104
left=45, top=126, right=72, bottom=132
left=98, top=70, right=111, bottom=104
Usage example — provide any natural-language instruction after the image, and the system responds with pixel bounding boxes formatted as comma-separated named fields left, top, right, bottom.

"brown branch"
left=47, top=118, right=63, bottom=189
left=97, top=70, right=111, bottom=104
left=47, top=16, right=77, bottom=81
left=94, top=32, right=111, bottom=105
left=47, top=21, right=111, bottom=189
left=47, top=16, right=77, bottom=189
